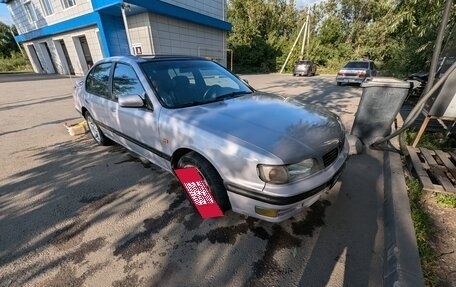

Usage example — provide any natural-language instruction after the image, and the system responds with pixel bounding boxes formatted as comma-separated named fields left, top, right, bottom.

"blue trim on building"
left=92, top=0, right=232, bottom=31
left=98, top=13, right=129, bottom=56
left=15, top=13, right=99, bottom=43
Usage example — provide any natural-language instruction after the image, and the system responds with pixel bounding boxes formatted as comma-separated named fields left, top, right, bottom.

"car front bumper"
left=225, top=137, right=349, bottom=222
left=294, top=69, right=311, bottom=76
left=336, top=76, right=366, bottom=84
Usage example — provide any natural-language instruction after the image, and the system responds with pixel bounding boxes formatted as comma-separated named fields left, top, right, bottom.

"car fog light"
left=255, top=206, right=279, bottom=217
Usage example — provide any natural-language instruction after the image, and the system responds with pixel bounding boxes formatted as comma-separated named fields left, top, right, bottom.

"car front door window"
left=112, top=63, right=146, bottom=101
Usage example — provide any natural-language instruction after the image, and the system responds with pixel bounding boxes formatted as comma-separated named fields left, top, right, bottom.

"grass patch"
left=0, top=52, right=32, bottom=73
left=435, top=193, right=456, bottom=208
left=406, top=178, right=440, bottom=286
left=404, top=130, right=456, bottom=151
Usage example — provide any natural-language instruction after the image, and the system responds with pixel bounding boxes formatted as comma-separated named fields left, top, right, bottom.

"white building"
left=0, top=0, right=231, bottom=75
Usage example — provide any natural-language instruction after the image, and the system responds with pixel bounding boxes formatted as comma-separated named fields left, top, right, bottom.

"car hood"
left=172, top=93, right=344, bottom=163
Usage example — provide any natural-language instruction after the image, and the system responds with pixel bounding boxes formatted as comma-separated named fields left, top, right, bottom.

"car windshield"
left=141, top=60, right=253, bottom=108
left=344, top=61, right=369, bottom=69
left=297, top=60, right=311, bottom=65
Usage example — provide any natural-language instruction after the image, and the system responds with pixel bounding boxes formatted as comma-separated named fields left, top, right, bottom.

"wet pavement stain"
left=67, top=237, right=106, bottom=264
left=248, top=225, right=302, bottom=286
left=112, top=274, right=141, bottom=287
left=187, top=217, right=269, bottom=244
left=183, top=213, right=204, bottom=230
left=113, top=191, right=192, bottom=261
left=291, top=200, right=331, bottom=236
left=190, top=223, right=250, bottom=244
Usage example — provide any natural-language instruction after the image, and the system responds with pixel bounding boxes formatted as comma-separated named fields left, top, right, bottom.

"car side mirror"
left=118, top=94, right=145, bottom=108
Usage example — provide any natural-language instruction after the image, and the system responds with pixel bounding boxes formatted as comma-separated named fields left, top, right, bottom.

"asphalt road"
left=0, top=73, right=384, bottom=286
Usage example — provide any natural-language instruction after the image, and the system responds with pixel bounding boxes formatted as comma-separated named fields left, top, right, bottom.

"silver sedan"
left=73, top=55, right=349, bottom=222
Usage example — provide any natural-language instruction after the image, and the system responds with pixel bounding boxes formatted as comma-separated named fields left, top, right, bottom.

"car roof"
left=97, top=55, right=208, bottom=65
left=347, top=60, right=374, bottom=63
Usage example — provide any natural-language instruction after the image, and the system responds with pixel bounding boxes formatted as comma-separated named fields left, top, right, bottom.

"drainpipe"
left=121, top=3, right=134, bottom=55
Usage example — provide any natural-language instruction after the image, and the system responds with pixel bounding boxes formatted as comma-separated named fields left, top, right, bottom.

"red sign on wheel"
left=174, top=167, right=224, bottom=218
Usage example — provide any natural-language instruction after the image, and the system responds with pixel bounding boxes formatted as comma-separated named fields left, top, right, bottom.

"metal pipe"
left=121, top=3, right=134, bottom=55
left=423, top=0, right=453, bottom=95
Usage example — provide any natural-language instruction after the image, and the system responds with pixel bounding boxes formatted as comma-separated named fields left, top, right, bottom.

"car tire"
left=177, top=152, right=231, bottom=212
left=85, top=111, right=110, bottom=146
left=337, top=82, right=342, bottom=86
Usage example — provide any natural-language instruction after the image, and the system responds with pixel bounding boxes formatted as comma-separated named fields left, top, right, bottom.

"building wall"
left=23, top=26, right=103, bottom=75
left=161, top=0, right=225, bottom=20
left=8, top=0, right=93, bottom=34
left=127, top=13, right=226, bottom=66
left=128, top=13, right=154, bottom=55
left=6, top=0, right=230, bottom=74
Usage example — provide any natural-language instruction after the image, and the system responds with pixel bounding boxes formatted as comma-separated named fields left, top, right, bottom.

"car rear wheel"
left=85, top=111, right=110, bottom=146
left=177, top=152, right=231, bottom=212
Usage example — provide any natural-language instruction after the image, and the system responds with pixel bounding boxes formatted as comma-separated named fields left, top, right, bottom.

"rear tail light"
left=357, top=71, right=366, bottom=77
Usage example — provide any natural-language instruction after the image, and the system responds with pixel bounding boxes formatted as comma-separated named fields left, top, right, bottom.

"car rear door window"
left=112, top=63, right=145, bottom=100
left=86, top=63, right=112, bottom=98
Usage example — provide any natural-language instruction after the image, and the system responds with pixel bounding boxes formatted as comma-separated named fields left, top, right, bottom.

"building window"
left=24, top=1, right=37, bottom=22
left=40, top=0, right=54, bottom=16
left=61, top=0, right=76, bottom=9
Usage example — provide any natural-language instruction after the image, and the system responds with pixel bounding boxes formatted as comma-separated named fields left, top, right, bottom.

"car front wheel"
left=177, top=152, right=231, bottom=212
left=85, top=111, right=110, bottom=145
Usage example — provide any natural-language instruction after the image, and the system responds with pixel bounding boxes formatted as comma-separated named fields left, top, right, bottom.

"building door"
left=79, top=36, right=94, bottom=69
left=58, top=39, right=75, bottom=75
left=39, top=42, right=57, bottom=73
left=26, top=44, right=44, bottom=73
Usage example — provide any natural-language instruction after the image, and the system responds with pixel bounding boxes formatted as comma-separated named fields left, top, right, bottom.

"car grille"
left=323, top=148, right=339, bottom=167
left=322, top=138, right=344, bottom=168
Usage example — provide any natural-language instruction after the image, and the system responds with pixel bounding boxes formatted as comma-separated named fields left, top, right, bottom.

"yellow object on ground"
left=64, top=120, right=88, bottom=136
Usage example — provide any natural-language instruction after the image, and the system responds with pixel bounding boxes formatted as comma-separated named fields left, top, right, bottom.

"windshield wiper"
left=178, top=101, right=206, bottom=108
left=216, top=91, right=252, bottom=100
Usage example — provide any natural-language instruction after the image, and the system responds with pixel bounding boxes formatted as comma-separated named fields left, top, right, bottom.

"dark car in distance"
left=293, top=60, right=317, bottom=77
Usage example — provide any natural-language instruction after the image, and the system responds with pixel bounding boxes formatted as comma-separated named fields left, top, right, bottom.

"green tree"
left=227, top=0, right=299, bottom=72
left=227, top=0, right=453, bottom=76
left=0, top=22, right=19, bottom=58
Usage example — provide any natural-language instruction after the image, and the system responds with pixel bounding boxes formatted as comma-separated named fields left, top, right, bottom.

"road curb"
left=383, top=150, right=424, bottom=286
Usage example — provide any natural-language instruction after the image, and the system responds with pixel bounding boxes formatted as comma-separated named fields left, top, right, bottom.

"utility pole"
left=280, top=8, right=311, bottom=73
left=300, top=9, right=310, bottom=60
left=9, top=26, right=25, bottom=57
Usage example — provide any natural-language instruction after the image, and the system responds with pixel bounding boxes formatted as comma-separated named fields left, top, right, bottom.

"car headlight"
left=257, top=158, right=321, bottom=184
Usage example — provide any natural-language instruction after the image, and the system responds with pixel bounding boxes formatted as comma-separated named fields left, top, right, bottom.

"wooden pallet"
left=407, top=146, right=456, bottom=194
